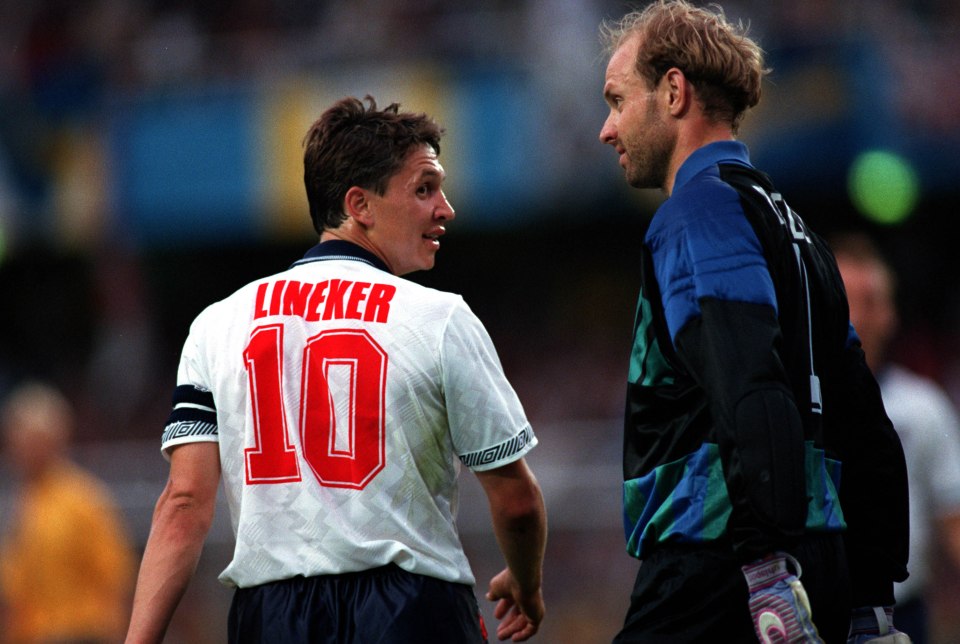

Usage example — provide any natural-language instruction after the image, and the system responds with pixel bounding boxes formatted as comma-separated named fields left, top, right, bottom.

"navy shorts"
left=613, top=534, right=851, bottom=643
left=228, top=564, right=487, bottom=643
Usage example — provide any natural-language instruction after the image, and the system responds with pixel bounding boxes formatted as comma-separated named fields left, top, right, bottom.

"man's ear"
left=344, top=186, right=374, bottom=226
left=663, top=67, right=692, bottom=118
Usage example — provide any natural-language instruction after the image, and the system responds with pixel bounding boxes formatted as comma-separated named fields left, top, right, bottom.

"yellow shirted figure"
left=0, top=382, right=135, bottom=644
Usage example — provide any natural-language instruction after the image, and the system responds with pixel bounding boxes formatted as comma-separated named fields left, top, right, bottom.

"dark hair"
left=302, top=95, right=445, bottom=234
left=828, top=231, right=896, bottom=291
left=601, top=0, right=768, bottom=133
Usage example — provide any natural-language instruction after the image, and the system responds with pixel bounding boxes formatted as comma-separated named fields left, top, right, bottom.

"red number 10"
left=243, top=324, right=387, bottom=489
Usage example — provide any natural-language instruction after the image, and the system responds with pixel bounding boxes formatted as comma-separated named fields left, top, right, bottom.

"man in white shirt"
left=125, top=95, right=547, bottom=644
left=834, top=232, right=960, bottom=644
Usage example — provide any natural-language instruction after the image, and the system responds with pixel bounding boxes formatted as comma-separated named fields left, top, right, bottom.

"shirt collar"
left=290, top=239, right=391, bottom=274
left=673, top=140, right=752, bottom=192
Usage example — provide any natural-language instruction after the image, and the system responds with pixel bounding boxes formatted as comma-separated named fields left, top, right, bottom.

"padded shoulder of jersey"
left=646, top=165, right=777, bottom=342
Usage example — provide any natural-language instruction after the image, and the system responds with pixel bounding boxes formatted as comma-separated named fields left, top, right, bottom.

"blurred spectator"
left=84, top=249, right=159, bottom=438
left=0, top=381, right=135, bottom=644
left=833, top=232, right=960, bottom=644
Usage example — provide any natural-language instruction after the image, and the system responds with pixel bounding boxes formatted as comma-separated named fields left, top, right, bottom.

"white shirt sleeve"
left=440, top=299, right=536, bottom=471
left=919, top=385, right=960, bottom=514
left=160, top=310, right=220, bottom=459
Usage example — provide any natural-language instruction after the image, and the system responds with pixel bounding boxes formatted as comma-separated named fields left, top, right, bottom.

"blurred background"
left=1, top=0, right=959, bottom=642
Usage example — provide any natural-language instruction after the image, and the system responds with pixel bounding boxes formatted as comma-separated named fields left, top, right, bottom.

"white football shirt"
left=160, top=241, right=536, bottom=588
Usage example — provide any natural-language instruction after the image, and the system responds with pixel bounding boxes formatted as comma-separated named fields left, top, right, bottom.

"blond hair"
left=1, top=381, right=74, bottom=444
left=601, top=0, right=768, bottom=132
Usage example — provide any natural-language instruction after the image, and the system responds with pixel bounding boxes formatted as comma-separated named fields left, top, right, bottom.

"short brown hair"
left=601, top=0, right=768, bottom=133
left=302, top=95, right=445, bottom=234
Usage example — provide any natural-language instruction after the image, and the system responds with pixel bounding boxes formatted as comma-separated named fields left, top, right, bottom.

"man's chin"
left=626, top=169, right=664, bottom=191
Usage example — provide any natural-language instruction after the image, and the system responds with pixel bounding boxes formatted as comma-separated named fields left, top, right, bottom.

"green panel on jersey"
left=629, top=293, right=674, bottom=387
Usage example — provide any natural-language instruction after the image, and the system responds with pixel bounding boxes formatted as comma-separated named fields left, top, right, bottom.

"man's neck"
left=320, top=226, right=394, bottom=274
left=664, top=123, right=736, bottom=196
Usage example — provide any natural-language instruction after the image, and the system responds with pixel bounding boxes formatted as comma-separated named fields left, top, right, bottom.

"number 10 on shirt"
left=243, top=324, right=387, bottom=490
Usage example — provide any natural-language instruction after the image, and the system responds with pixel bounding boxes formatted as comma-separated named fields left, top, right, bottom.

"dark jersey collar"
left=673, top=140, right=752, bottom=193
left=290, top=240, right=391, bottom=274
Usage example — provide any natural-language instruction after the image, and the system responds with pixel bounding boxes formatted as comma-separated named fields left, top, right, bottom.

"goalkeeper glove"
left=847, top=606, right=911, bottom=643
left=742, top=553, right=823, bottom=643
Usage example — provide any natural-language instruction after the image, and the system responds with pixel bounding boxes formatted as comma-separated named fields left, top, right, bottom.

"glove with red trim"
left=742, top=553, right=823, bottom=643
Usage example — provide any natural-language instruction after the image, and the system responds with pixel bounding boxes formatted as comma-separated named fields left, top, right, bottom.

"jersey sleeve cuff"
left=458, top=425, right=537, bottom=471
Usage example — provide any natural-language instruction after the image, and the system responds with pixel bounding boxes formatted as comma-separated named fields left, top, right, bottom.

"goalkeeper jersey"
left=161, top=240, right=536, bottom=588
left=623, top=141, right=908, bottom=591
